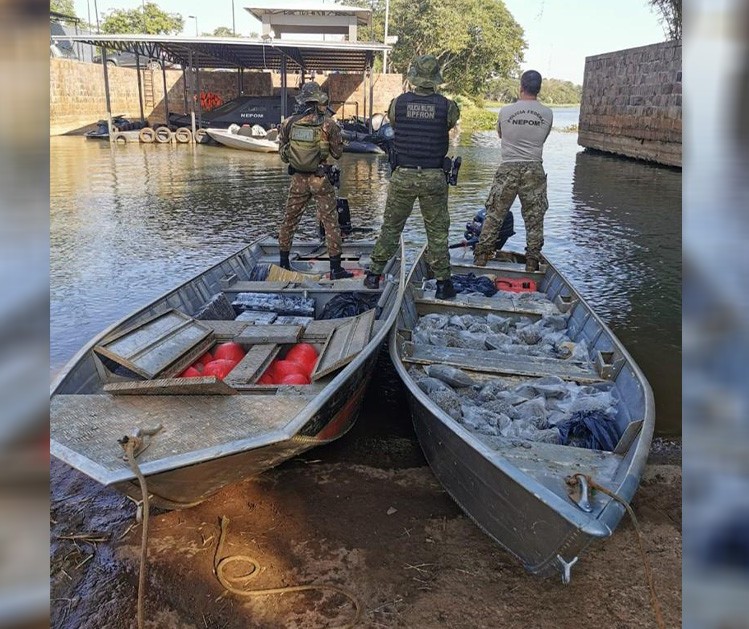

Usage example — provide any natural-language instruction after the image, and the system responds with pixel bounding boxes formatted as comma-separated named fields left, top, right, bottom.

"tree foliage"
left=485, top=76, right=582, bottom=105
left=50, top=0, right=76, bottom=18
left=210, top=26, right=237, bottom=37
left=340, top=0, right=525, bottom=96
left=648, top=0, right=681, bottom=40
left=101, top=2, right=183, bottom=35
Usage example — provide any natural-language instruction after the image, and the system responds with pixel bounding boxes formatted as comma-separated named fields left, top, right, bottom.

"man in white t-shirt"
left=473, top=70, right=553, bottom=272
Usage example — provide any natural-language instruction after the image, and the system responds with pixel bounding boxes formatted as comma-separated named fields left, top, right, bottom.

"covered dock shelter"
left=55, top=34, right=390, bottom=138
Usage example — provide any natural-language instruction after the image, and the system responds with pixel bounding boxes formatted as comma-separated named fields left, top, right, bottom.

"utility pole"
left=93, top=0, right=100, bottom=33
left=383, top=0, right=390, bottom=74
left=142, top=0, right=147, bottom=33
left=232, top=0, right=236, bottom=36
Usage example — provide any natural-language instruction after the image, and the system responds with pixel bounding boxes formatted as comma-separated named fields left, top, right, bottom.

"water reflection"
left=51, top=126, right=680, bottom=433
left=570, top=150, right=681, bottom=433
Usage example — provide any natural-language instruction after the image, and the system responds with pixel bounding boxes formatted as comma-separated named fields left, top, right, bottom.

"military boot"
left=363, top=272, right=380, bottom=289
left=435, top=278, right=457, bottom=300
left=525, top=258, right=540, bottom=272
left=279, top=250, right=291, bottom=270
left=473, top=252, right=489, bottom=267
left=329, top=255, right=354, bottom=280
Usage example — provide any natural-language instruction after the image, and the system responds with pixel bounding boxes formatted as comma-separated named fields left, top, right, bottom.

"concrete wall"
left=578, top=40, right=682, bottom=167
left=50, top=58, right=403, bottom=135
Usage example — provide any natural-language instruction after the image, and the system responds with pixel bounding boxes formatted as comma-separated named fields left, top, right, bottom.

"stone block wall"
left=50, top=58, right=404, bottom=134
left=578, top=40, right=682, bottom=167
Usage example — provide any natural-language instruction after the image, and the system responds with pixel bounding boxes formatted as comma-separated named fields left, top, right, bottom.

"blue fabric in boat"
left=557, top=409, right=620, bottom=451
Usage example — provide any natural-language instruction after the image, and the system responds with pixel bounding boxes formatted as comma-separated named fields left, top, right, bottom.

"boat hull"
left=206, top=128, right=279, bottom=152
left=52, top=237, right=404, bottom=509
left=113, top=356, right=376, bottom=508
left=390, top=248, right=654, bottom=581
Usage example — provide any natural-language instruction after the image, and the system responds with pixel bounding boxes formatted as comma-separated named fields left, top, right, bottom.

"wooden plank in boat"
left=303, top=317, right=356, bottom=340
left=414, top=294, right=557, bottom=319
left=104, top=376, right=237, bottom=396
left=403, top=344, right=602, bottom=383
left=311, top=309, right=375, bottom=380
left=94, top=310, right=214, bottom=380
left=235, top=325, right=303, bottom=345
left=201, top=321, right=252, bottom=338
left=222, top=281, right=292, bottom=293
left=224, top=344, right=280, bottom=386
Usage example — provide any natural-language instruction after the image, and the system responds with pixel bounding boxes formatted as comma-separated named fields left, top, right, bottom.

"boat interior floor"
left=51, top=394, right=310, bottom=476
left=476, top=434, right=624, bottom=511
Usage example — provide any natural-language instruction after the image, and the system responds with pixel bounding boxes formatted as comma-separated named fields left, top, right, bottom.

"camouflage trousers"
left=370, top=168, right=451, bottom=279
left=474, top=161, right=549, bottom=262
left=278, top=172, right=343, bottom=257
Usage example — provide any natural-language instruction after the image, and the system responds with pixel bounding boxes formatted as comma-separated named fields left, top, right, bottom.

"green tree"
left=102, top=2, right=183, bottom=35
left=648, top=0, right=681, bottom=40
left=210, top=26, right=238, bottom=37
left=485, top=76, right=582, bottom=105
left=50, top=0, right=76, bottom=18
left=391, top=0, right=525, bottom=96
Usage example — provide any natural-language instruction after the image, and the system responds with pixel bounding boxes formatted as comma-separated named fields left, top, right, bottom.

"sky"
left=72, top=0, right=669, bottom=84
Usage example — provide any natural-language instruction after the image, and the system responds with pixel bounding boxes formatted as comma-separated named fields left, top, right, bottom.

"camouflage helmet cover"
left=297, top=81, right=328, bottom=105
left=406, top=55, right=444, bottom=89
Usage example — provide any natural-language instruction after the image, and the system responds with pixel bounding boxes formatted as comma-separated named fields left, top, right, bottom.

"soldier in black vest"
left=364, top=55, right=460, bottom=299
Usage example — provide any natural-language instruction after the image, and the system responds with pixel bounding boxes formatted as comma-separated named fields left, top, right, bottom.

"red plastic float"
left=179, top=366, right=202, bottom=378
left=285, top=343, right=318, bottom=375
left=203, top=359, right=238, bottom=380
left=278, top=373, right=310, bottom=385
left=196, top=351, right=214, bottom=367
left=214, top=342, right=246, bottom=362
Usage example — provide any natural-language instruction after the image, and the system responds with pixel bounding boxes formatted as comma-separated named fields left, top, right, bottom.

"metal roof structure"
left=245, top=1, right=373, bottom=26
left=58, top=34, right=389, bottom=73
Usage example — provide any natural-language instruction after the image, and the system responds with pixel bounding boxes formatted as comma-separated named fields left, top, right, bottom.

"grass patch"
left=459, top=107, right=498, bottom=133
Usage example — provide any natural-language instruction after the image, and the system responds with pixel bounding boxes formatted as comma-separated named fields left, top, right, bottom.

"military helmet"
left=406, top=55, right=444, bottom=89
left=297, top=81, right=328, bottom=105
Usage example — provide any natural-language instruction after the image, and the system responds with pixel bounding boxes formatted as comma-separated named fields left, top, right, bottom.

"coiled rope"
left=213, top=516, right=362, bottom=629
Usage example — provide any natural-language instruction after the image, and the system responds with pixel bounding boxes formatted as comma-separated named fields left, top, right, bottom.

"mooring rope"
left=571, top=473, right=666, bottom=629
left=120, top=437, right=152, bottom=629
left=213, top=516, right=362, bottom=629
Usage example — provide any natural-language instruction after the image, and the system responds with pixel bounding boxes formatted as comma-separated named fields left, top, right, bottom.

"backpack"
left=285, top=115, right=325, bottom=173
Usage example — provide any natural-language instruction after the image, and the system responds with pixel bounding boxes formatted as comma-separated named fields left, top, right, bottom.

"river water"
left=50, top=107, right=681, bottom=434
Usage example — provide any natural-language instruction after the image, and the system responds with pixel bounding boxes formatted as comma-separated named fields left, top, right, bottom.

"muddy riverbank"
left=51, top=375, right=681, bottom=629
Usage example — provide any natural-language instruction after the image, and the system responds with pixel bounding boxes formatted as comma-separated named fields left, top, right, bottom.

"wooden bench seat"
left=402, top=344, right=604, bottom=384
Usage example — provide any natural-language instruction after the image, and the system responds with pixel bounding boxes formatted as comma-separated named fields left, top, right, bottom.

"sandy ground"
left=50, top=363, right=682, bottom=629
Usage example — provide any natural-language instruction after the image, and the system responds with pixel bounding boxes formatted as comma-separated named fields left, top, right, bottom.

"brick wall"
left=578, top=40, right=682, bottom=167
left=50, top=58, right=404, bottom=135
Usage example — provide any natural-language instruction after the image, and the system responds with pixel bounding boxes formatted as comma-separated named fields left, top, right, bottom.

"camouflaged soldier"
left=363, top=55, right=460, bottom=299
left=473, top=70, right=553, bottom=272
left=277, top=82, right=353, bottom=280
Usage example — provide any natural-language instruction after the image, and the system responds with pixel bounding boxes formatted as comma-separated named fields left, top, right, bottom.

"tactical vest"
left=393, top=92, right=450, bottom=168
left=285, top=112, right=329, bottom=173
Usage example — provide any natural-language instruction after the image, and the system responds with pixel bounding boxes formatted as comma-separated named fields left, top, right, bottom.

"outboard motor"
left=458, top=209, right=515, bottom=250
left=318, top=198, right=353, bottom=241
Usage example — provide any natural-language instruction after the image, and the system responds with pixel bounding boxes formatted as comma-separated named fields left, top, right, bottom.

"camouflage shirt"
left=278, top=108, right=344, bottom=160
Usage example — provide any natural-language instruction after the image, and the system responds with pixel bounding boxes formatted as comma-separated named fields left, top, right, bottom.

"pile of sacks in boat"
left=413, top=367, right=621, bottom=450
left=412, top=312, right=591, bottom=362
left=411, top=311, right=621, bottom=450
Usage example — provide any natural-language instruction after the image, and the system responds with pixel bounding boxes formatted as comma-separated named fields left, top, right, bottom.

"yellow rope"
left=576, top=474, right=666, bottom=629
left=213, top=516, right=362, bottom=629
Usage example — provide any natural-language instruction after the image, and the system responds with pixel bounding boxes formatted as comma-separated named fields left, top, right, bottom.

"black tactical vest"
left=393, top=92, right=450, bottom=168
